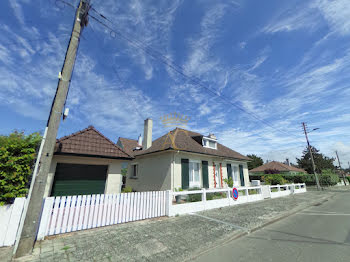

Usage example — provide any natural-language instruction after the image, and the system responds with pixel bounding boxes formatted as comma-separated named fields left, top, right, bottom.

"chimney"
left=286, top=158, right=290, bottom=166
left=137, top=134, right=142, bottom=146
left=142, top=118, right=153, bottom=150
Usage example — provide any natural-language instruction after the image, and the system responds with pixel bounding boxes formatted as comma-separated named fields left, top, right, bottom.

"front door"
left=233, top=165, right=239, bottom=186
left=215, top=164, right=221, bottom=188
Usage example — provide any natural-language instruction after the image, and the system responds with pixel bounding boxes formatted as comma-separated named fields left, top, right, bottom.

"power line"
left=87, top=11, right=305, bottom=143
left=58, top=2, right=305, bottom=142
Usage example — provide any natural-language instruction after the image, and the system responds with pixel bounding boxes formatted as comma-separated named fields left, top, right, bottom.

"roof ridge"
left=89, top=127, right=134, bottom=158
left=57, top=125, right=94, bottom=142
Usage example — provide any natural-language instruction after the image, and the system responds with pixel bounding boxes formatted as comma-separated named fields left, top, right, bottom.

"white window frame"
left=189, top=160, right=201, bottom=188
left=202, top=137, right=217, bottom=149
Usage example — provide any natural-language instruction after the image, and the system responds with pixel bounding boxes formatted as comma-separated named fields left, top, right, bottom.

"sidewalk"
left=8, top=190, right=333, bottom=262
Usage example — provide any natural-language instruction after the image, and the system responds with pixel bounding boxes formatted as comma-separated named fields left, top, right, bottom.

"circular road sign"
left=232, top=187, right=239, bottom=200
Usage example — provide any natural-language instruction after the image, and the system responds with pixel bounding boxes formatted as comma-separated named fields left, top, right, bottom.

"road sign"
left=232, top=187, right=239, bottom=200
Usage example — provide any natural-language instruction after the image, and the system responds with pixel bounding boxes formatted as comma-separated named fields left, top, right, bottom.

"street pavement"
left=193, top=189, right=350, bottom=262
left=2, top=189, right=346, bottom=262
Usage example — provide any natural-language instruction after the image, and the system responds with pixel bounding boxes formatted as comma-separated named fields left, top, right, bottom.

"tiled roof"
left=117, top=137, right=141, bottom=156
left=55, top=126, right=133, bottom=159
left=249, top=161, right=306, bottom=173
left=134, top=128, right=251, bottom=161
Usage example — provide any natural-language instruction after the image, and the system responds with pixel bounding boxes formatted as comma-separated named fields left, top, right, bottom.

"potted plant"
left=174, top=188, right=183, bottom=203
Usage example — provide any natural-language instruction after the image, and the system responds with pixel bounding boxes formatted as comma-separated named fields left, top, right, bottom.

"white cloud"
left=315, top=0, right=350, bottom=35
left=263, top=0, right=350, bottom=36
left=239, top=41, right=246, bottom=49
left=9, top=0, right=25, bottom=25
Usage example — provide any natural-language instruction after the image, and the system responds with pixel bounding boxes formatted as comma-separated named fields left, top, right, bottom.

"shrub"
left=186, top=187, right=202, bottom=202
left=347, top=177, right=350, bottom=183
left=263, top=174, right=287, bottom=185
left=264, top=169, right=280, bottom=174
left=223, top=177, right=233, bottom=187
left=319, top=169, right=339, bottom=186
left=122, top=186, right=132, bottom=193
left=0, top=131, right=41, bottom=205
left=207, top=192, right=226, bottom=200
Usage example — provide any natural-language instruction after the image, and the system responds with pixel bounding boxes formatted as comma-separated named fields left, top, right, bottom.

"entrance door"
left=215, top=164, right=221, bottom=188
left=233, top=165, right=239, bottom=186
left=51, top=163, right=108, bottom=196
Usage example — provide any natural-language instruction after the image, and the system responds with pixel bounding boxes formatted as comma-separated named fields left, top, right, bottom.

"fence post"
left=202, top=189, right=206, bottom=210
left=165, top=190, right=173, bottom=217
left=245, top=188, right=249, bottom=202
left=37, top=197, right=54, bottom=240
left=227, top=188, right=230, bottom=206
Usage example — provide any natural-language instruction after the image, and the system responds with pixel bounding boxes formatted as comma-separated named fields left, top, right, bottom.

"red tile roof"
left=55, top=126, right=133, bottom=159
left=124, top=128, right=250, bottom=161
left=250, top=161, right=306, bottom=173
left=117, top=137, right=141, bottom=156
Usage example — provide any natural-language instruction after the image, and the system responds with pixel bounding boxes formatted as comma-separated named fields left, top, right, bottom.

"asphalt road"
left=193, top=190, right=350, bottom=262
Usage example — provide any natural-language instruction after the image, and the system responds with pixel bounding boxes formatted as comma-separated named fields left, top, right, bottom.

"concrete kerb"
left=186, top=192, right=336, bottom=262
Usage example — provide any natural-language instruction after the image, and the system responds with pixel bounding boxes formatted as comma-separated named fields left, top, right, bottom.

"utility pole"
left=335, top=150, right=347, bottom=185
left=14, top=0, right=90, bottom=257
left=302, top=122, right=321, bottom=190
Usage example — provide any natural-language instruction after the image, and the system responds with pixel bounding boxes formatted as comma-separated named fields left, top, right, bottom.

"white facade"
left=126, top=150, right=250, bottom=192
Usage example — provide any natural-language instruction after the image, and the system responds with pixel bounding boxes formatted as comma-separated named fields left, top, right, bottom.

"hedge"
left=256, top=170, right=340, bottom=187
left=0, top=131, right=41, bottom=205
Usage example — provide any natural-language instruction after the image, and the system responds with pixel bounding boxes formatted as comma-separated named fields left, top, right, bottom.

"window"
left=233, top=165, right=239, bottom=186
left=131, top=164, right=138, bottom=178
left=189, top=161, right=200, bottom=188
left=203, top=138, right=217, bottom=149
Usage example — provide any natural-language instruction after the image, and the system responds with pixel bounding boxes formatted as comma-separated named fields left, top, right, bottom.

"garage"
left=50, top=163, right=108, bottom=196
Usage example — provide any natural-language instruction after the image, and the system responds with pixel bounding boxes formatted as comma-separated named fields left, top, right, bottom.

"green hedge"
left=255, top=170, right=340, bottom=187
left=0, top=132, right=41, bottom=205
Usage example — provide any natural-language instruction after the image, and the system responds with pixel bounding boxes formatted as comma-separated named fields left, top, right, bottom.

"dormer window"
left=203, top=134, right=217, bottom=149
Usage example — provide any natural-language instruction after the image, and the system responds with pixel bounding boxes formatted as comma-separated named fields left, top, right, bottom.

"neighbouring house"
left=44, top=126, right=133, bottom=197
left=249, top=161, right=306, bottom=176
left=117, top=118, right=252, bottom=192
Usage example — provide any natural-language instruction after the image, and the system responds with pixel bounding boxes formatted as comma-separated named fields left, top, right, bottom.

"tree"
left=296, top=146, right=335, bottom=174
left=247, top=154, right=264, bottom=170
left=0, top=131, right=42, bottom=205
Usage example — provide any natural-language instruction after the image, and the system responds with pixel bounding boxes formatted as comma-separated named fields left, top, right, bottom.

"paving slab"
left=8, top=191, right=334, bottom=262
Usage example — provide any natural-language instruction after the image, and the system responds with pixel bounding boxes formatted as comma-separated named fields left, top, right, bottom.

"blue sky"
left=1, top=0, right=350, bottom=166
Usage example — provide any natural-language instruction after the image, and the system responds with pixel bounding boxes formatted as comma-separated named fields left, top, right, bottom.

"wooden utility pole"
left=335, top=150, right=347, bottom=186
left=14, top=0, right=90, bottom=257
left=302, top=122, right=321, bottom=190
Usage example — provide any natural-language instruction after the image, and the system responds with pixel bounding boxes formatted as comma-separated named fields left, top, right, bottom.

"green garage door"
left=51, top=163, right=108, bottom=197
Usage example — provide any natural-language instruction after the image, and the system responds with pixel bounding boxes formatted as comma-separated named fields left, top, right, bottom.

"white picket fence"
left=268, top=183, right=306, bottom=198
left=37, top=191, right=167, bottom=240
left=168, top=183, right=307, bottom=216
left=0, top=183, right=307, bottom=246
left=0, top=198, right=26, bottom=247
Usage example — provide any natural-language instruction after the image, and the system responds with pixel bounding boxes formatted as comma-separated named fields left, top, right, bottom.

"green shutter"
left=227, top=164, right=232, bottom=180
left=181, top=159, right=189, bottom=189
left=202, top=161, right=209, bottom=188
left=239, top=164, right=245, bottom=186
